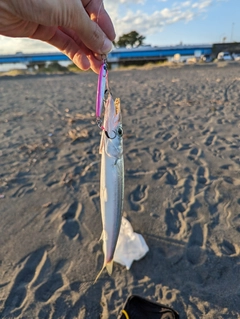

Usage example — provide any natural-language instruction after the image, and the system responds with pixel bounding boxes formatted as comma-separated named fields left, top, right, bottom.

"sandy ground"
left=1, top=63, right=240, bottom=318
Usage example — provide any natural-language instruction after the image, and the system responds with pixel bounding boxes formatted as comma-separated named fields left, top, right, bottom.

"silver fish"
left=95, top=95, right=124, bottom=281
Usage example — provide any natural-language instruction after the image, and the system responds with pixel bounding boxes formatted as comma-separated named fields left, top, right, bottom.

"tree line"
left=114, top=31, right=145, bottom=48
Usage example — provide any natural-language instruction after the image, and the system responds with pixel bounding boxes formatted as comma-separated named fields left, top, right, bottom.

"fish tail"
left=94, top=260, right=113, bottom=283
left=106, top=260, right=113, bottom=275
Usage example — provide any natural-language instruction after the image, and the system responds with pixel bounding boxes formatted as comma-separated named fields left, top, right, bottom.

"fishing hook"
left=96, top=117, right=116, bottom=139
left=105, top=130, right=117, bottom=139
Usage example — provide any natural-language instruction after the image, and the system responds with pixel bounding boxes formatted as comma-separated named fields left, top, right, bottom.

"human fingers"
left=63, top=1, right=113, bottom=55
left=9, top=0, right=113, bottom=55
left=31, top=25, right=91, bottom=70
left=58, top=26, right=104, bottom=72
left=83, top=0, right=116, bottom=41
left=86, top=53, right=103, bottom=74
left=34, top=25, right=104, bottom=73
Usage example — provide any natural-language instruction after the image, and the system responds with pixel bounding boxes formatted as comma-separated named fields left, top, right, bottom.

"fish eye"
left=104, top=89, right=109, bottom=101
left=117, top=127, right=123, bottom=136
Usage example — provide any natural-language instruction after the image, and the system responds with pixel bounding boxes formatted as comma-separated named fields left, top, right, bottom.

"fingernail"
left=102, top=38, right=113, bottom=54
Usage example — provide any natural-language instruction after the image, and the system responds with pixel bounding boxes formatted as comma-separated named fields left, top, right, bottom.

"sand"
left=1, top=63, right=240, bottom=318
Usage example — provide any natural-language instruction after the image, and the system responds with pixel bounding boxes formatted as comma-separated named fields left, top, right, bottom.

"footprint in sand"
left=154, top=131, right=173, bottom=141
left=190, top=147, right=199, bottom=156
left=152, top=166, right=166, bottom=180
left=165, top=207, right=181, bottom=236
left=205, top=134, right=215, bottom=146
left=34, top=259, right=67, bottom=305
left=187, top=147, right=202, bottom=161
left=1, top=248, right=46, bottom=317
left=45, top=203, right=62, bottom=218
left=152, top=148, right=162, bottom=162
left=11, top=182, right=35, bottom=198
left=202, top=127, right=218, bottom=147
left=188, top=223, right=204, bottom=247
left=219, top=240, right=236, bottom=256
left=38, top=305, right=51, bottom=319
left=61, top=201, right=82, bottom=239
left=186, top=223, right=207, bottom=265
left=182, top=175, right=194, bottom=204
left=35, top=273, right=64, bottom=302
left=198, top=166, right=208, bottom=182
left=162, top=132, right=172, bottom=141
left=165, top=170, right=178, bottom=186
left=155, top=284, right=178, bottom=304
left=129, top=185, right=149, bottom=212
left=195, top=165, right=210, bottom=194
left=186, top=246, right=206, bottom=265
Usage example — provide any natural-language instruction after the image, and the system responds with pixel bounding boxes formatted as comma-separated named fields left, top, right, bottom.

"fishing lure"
left=96, top=60, right=108, bottom=123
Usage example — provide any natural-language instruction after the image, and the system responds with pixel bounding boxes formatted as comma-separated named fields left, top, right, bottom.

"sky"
left=0, top=0, right=239, bottom=54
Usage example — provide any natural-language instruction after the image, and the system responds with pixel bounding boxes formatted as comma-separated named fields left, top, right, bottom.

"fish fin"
left=99, top=130, right=105, bottom=154
left=106, top=260, right=113, bottom=275
left=94, top=264, right=106, bottom=284
left=94, top=260, right=113, bottom=283
left=98, top=229, right=108, bottom=242
left=98, top=231, right=103, bottom=242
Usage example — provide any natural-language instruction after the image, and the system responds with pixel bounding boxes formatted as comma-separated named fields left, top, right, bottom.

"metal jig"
left=96, top=60, right=108, bottom=119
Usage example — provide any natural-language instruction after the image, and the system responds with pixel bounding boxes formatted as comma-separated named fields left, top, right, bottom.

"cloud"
left=107, top=0, right=216, bottom=39
left=192, top=0, right=213, bottom=9
left=112, top=6, right=201, bottom=37
left=119, top=0, right=146, bottom=3
left=0, top=36, right=56, bottom=55
left=181, top=1, right=192, bottom=7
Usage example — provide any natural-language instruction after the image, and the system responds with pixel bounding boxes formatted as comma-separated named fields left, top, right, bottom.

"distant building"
left=212, top=42, right=240, bottom=58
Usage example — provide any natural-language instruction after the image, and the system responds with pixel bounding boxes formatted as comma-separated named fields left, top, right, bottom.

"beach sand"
left=1, top=63, right=240, bottom=318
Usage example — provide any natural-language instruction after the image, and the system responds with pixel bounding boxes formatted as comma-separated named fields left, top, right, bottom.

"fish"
left=95, top=94, right=124, bottom=282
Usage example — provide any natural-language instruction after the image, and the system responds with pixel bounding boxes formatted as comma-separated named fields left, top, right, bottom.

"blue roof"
left=0, top=44, right=213, bottom=64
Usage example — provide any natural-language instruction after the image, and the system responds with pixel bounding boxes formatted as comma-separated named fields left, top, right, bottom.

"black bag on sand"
left=118, top=295, right=180, bottom=319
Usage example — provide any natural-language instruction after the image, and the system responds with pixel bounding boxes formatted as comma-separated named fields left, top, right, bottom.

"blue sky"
left=106, top=0, right=239, bottom=46
left=0, top=0, right=238, bottom=54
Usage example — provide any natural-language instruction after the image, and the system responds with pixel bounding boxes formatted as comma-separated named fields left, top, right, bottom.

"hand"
left=0, top=0, right=115, bottom=73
